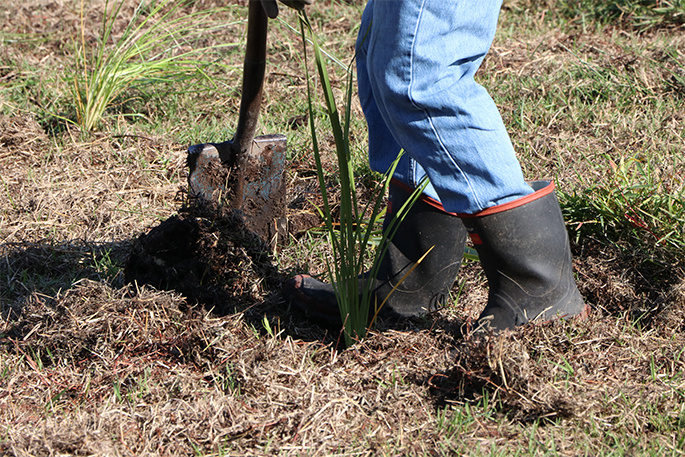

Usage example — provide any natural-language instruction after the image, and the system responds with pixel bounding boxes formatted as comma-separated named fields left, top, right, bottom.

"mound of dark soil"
left=124, top=203, right=280, bottom=314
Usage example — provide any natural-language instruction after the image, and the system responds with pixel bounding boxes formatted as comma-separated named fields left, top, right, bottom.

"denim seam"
left=406, top=0, right=486, bottom=212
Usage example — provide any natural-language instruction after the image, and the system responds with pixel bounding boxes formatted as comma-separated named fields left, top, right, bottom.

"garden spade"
left=187, top=1, right=287, bottom=248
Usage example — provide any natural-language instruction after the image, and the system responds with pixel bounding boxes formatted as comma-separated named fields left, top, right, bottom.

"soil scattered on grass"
left=123, top=166, right=324, bottom=318
left=124, top=202, right=277, bottom=313
left=4, top=144, right=685, bottom=455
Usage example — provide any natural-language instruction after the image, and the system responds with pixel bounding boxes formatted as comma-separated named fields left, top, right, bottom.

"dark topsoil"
left=122, top=165, right=332, bottom=340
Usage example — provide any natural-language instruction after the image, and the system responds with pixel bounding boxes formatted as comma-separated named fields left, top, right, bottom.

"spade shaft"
left=228, top=0, right=268, bottom=168
left=187, top=1, right=287, bottom=248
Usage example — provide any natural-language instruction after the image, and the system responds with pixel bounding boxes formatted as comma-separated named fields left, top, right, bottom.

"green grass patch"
left=67, top=0, right=241, bottom=131
left=562, top=154, right=685, bottom=261
left=558, top=0, right=685, bottom=30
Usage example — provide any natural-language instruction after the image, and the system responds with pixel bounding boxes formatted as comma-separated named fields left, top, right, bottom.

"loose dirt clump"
left=5, top=280, right=203, bottom=367
left=124, top=202, right=281, bottom=314
left=572, top=238, right=685, bottom=327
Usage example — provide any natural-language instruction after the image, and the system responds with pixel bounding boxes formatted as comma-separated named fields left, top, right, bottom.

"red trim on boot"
left=469, top=233, right=483, bottom=245
left=458, top=180, right=556, bottom=218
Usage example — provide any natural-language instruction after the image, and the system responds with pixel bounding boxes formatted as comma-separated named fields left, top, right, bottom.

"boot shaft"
left=373, top=180, right=468, bottom=316
left=460, top=180, right=586, bottom=330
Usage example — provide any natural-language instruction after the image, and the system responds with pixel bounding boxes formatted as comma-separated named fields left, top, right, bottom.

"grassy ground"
left=1, top=0, right=685, bottom=455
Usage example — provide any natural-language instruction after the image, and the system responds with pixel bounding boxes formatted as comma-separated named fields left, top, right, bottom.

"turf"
left=1, top=0, right=685, bottom=455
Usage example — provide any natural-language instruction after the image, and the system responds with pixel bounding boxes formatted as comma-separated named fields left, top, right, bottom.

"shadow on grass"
left=0, top=240, right=130, bottom=320
left=0, top=200, right=343, bottom=349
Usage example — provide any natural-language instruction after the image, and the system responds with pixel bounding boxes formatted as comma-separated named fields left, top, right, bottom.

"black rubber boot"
left=283, top=181, right=468, bottom=328
left=460, top=180, right=588, bottom=331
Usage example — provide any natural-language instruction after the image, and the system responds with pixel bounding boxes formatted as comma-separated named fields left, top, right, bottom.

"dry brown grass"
left=2, top=0, right=685, bottom=455
left=4, top=277, right=685, bottom=455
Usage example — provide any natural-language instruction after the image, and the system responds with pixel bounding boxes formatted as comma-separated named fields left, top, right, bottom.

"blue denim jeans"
left=356, top=0, right=533, bottom=214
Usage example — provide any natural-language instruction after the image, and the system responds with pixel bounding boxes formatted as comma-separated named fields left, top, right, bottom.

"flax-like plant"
left=70, top=0, right=237, bottom=131
left=298, top=14, right=429, bottom=346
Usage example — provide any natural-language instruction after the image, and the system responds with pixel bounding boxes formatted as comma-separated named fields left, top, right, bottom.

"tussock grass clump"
left=69, top=0, right=239, bottom=131
left=299, top=12, right=420, bottom=346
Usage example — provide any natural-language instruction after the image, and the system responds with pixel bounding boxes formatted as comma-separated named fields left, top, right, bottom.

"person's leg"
left=363, top=0, right=532, bottom=214
left=360, top=0, right=585, bottom=330
left=356, top=0, right=441, bottom=202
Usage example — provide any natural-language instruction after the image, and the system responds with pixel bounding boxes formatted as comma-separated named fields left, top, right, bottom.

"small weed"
left=137, top=367, right=151, bottom=398
left=217, top=363, right=241, bottom=396
left=262, top=315, right=274, bottom=338
left=0, top=363, right=10, bottom=380
left=248, top=323, right=260, bottom=339
left=27, top=346, right=43, bottom=371
left=435, top=406, right=472, bottom=439
left=551, top=356, right=575, bottom=380
left=190, top=440, right=202, bottom=457
left=90, top=248, right=119, bottom=280
left=112, top=379, right=123, bottom=403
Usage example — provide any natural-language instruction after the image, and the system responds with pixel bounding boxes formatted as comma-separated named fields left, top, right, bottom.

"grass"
left=68, top=0, right=242, bottom=131
left=1, top=0, right=685, bottom=455
left=558, top=0, right=685, bottom=30
left=561, top=154, right=685, bottom=261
